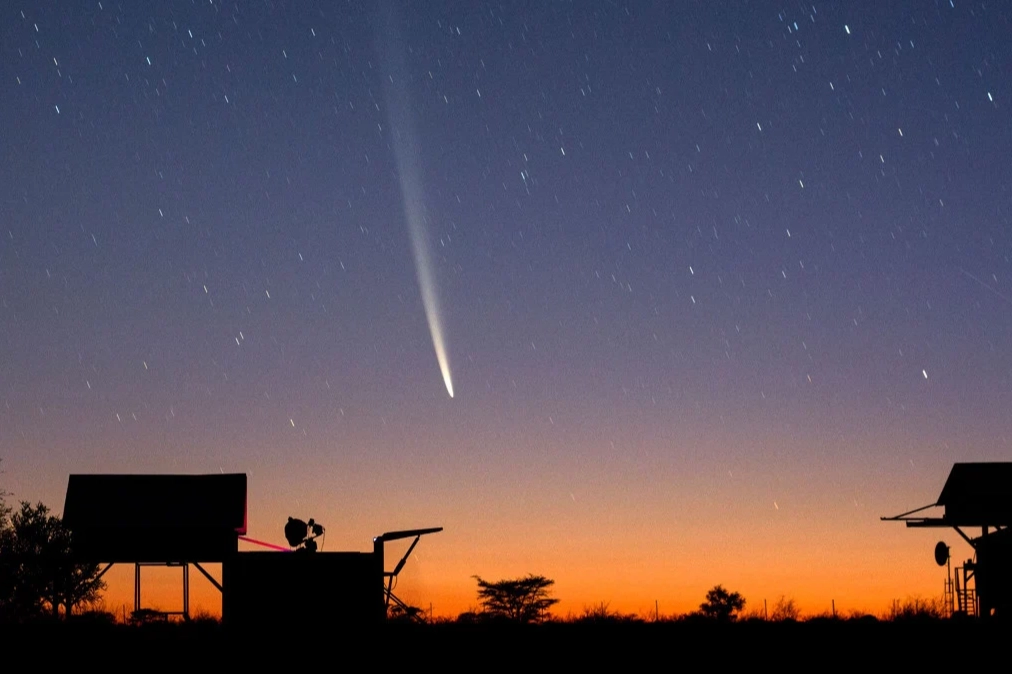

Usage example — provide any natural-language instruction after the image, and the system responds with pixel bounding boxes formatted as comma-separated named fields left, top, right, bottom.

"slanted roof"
left=64, top=474, right=247, bottom=562
left=936, top=463, right=1012, bottom=527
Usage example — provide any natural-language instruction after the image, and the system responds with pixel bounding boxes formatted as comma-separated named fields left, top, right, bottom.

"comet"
left=379, top=5, right=454, bottom=398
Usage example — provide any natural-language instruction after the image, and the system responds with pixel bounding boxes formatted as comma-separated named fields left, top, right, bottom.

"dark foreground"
left=13, top=618, right=1009, bottom=672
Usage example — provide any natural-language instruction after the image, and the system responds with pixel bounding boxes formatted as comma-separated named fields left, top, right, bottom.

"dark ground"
left=11, top=618, right=1007, bottom=672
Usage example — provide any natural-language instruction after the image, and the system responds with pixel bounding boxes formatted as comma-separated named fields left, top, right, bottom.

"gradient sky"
left=2, top=1, right=1010, bottom=618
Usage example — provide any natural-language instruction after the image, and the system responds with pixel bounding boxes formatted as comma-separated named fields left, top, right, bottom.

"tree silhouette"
left=0, top=500, right=105, bottom=620
left=0, top=496, right=12, bottom=620
left=473, top=574, right=559, bottom=623
left=699, top=584, right=745, bottom=622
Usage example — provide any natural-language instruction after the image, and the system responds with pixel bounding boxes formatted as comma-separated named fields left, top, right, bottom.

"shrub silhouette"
left=770, top=595, right=800, bottom=621
left=455, top=610, right=482, bottom=624
left=698, top=584, right=746, bottom=622
left=574, top=601, right=642, bottom=624
left=388, top=603, right=425, bottom=623
left=886, top=596, right=945, bottom=621
left=130, top=608, right=169, bottom=625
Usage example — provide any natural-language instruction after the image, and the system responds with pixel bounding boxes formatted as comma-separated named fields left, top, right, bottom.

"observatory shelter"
left=883, top=462, right=1012, bottom=617
left=63, top=473, right=440, bottom=624
left=63, top=473, right=247, bottom=619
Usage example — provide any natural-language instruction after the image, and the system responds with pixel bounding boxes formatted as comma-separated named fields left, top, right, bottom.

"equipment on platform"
left=284, top=517, right=325, bottom=551
left=934, top=541, right=949, bottom=567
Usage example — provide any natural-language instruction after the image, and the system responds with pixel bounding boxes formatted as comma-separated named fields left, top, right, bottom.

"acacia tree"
left=0, top=500, right=105, bottom=620
left=699, top=584, right=745, bottom=622
left=473, top=574, right=559, bottom=623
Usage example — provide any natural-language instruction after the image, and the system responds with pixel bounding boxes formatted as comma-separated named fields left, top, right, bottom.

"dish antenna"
left=284, top=517, right=325, bottom=552
left=934, top=541, right=949, bottom=567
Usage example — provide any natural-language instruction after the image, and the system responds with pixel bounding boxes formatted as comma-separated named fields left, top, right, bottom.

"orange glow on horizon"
left=94, top=514, right=962, bottom=621
left=31, top=398, right=991, bottom=623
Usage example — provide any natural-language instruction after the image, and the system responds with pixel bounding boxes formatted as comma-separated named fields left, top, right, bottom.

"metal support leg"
left=183, top=563, right=190, bottom=620
left=134, top=563, right=141, bottom=613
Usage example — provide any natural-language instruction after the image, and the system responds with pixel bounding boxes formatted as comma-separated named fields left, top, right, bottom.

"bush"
left=573, top=602, right=642, bottom=624
left=698, top=585, right=746, bottom=622
left=455, top=611, right=482, bottom=624
left=885, top=597, right=945, bottom=621
left=770, top=596, right=800, bottom=622
left=189, top=609, right=221, bottom=625
left=388, top=604, right=425, bottom=623
left=130, top=608, right=169, bottom=625
left=70, top=609, right=117, bottom=625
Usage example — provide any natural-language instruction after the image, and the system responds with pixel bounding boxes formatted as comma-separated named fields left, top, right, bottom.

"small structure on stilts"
left=882, top=462, right=1012, bottom=617
left=63, top=473, right=441, bottom=626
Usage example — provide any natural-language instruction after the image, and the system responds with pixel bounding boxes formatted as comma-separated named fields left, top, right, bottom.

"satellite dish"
left=934, top=541, right=949, bottom=567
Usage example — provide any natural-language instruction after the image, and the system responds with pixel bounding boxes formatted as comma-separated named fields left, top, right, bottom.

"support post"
left=95, top=562, right=114, bottom=582
left=134, top=563, right=141, bottom=613
left=183, top=563, right=190, bottom=620
left=192, top=562, right=224, bottom=593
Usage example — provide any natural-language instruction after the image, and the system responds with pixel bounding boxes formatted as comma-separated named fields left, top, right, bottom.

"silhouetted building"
left=63, top=473, right=440, bottom=625
left=883, top=462, right=1012, bottom=617
left=64, top=473, right=247, bottom=619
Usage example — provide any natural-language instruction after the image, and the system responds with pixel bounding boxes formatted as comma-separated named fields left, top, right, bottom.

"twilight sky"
left=2, top=0, right=1010, bottom=617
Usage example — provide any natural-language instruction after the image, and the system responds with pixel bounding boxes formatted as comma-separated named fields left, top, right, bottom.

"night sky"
left=2, top=1, right=1010, bottom=617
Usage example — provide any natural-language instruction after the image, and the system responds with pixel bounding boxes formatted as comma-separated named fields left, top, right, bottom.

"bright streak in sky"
left=380, top=5, right=454, bottom=398
left=401, top=184, right=454, bottom=398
